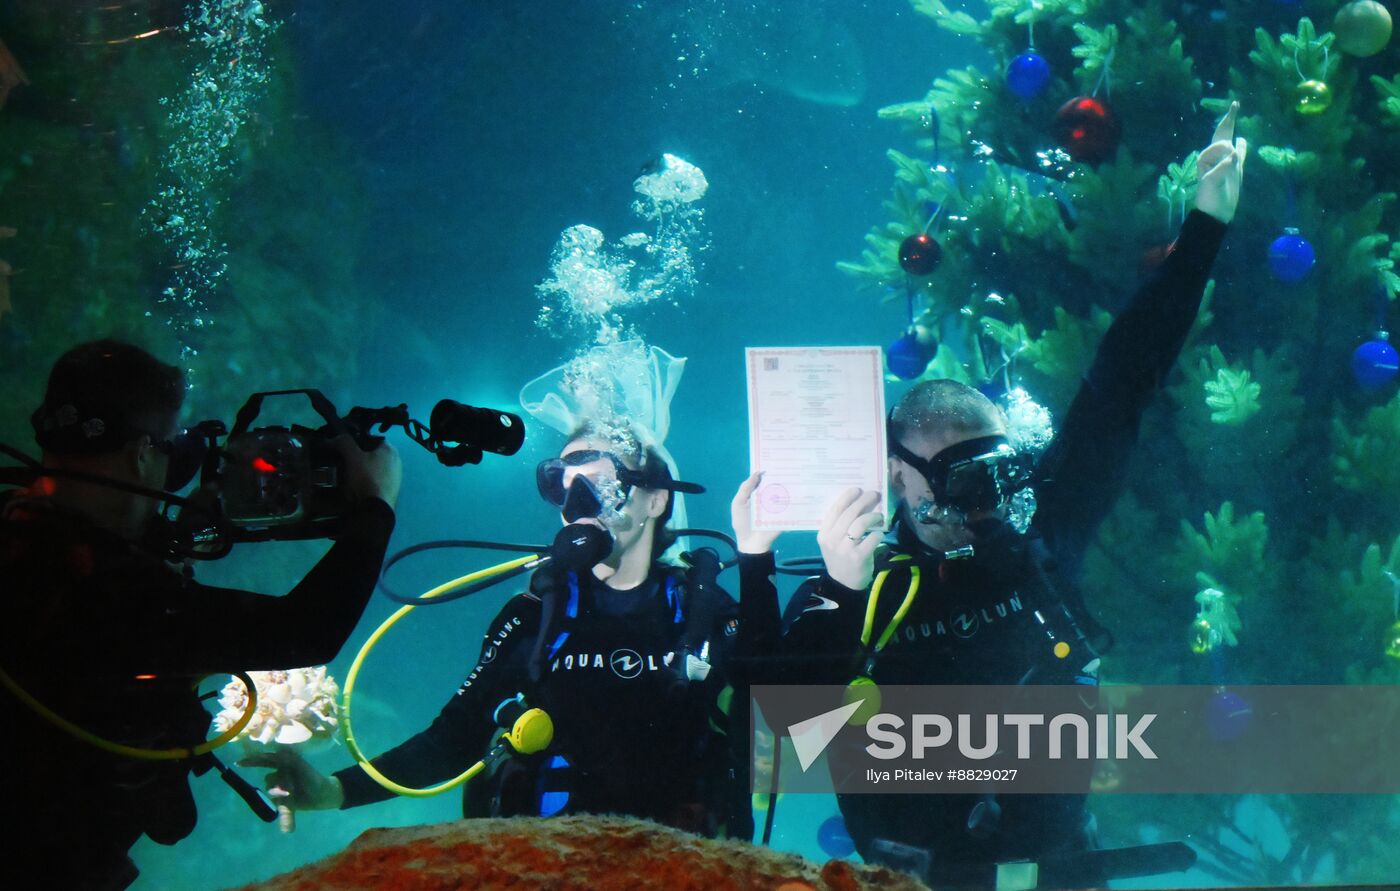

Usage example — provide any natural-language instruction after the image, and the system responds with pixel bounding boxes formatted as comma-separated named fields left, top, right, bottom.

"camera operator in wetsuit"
left=734, top=106, right=1245, bottom=887
left=248, top=425, right=752, bottom=840
left=1, top=340, right=401, bottom=890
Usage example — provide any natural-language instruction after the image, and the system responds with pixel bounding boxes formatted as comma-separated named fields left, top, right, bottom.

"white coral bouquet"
left=214, top=667, right=341, bottom=832
left=214, top=667, right=342, bottom=745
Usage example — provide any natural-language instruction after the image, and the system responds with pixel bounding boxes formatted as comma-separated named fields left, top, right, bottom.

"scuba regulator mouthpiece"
left=551, top=522, right=613, bottom=572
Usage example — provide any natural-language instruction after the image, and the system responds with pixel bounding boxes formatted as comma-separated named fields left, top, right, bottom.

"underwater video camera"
left=171, top=389, right=523, bottom=551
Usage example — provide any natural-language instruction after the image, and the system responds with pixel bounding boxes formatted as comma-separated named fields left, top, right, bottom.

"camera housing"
left=174, top=389, right=524, bottom=549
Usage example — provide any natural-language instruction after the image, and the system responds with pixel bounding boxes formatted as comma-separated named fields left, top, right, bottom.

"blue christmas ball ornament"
left=1007, top=51, right=1052, bottom=99
left=1353, top=337, right=1400, bottom=389
left=1206, top=689, right=1253, bottom=742
left=1267, top=231, right=1316, bottom=283
left=888, top=329, right=935, bottom=380
left=818, top=814, right=856, bottom=859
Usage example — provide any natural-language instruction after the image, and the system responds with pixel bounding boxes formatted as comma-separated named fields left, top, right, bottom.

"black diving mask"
left=152, top=426, right=212, bottom=492
left=535, top=449, right=706, bottom=523
left=890, top=434, right=1034, bottom=522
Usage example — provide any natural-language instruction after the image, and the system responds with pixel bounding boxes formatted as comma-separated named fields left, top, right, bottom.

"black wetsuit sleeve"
left=1033, top=209, right=1228, bottom=567
left=773, top=574, right=867, bottom=687
left=334, top=594, right=539, bottom=809
left=130, top=497, right=396, bottom=673
left=732, top=551, right=781, bottom=686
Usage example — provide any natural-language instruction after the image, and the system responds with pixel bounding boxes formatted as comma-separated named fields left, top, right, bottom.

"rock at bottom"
left=228, top=814, right=929, bottom=891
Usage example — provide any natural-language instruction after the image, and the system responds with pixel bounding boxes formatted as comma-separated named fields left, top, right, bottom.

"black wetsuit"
left=0, top=495, right=395, bottom=891
left=334, top=562, right=753, bottom=840
left=740, top=210, right=1228, bottom=887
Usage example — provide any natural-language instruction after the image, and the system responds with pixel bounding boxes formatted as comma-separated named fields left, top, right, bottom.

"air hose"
left=0, top=666, right=258, bottom=759
left=342, top=554, right=554, bottom=796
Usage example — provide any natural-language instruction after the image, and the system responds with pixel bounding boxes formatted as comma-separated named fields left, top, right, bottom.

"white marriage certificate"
left=746, top=346, right=887, bottom=531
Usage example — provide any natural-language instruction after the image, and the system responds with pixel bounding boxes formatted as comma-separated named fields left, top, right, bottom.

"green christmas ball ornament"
left=1334, top=0, right=1393, bottom=58
left=843, top=676, right=883, bottom=725
left=1295, top=79, right=1333, bottom=115
left=1385, top=619, right=1400, bottom=662
left=1190, top=617, right=1217, bottom=655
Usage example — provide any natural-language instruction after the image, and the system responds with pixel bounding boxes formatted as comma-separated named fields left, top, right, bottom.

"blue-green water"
left=5, top=0, right=1400, bottom=887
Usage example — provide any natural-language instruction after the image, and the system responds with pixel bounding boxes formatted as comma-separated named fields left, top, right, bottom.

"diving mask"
left=537, top=450, right=633, bottom=522
left=890, top=434, right=1034, bottom=523
left=151, top=425, right=216, bottom=492
left=535, top=449, right=707, bottom=523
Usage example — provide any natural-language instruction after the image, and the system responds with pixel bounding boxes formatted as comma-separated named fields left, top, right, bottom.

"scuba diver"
left=0, top=340, right=401, bottom=891
left=247, top=425, right=753, bottom=839
left=733, top=105, right=1246, bottom=887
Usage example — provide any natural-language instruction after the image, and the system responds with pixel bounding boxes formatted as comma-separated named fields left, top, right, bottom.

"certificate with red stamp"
left=745, top=346, right=888, bottom=531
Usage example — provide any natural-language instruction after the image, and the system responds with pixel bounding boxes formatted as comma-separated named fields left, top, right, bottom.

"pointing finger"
left=1211, top=100, right=1238, bottom=145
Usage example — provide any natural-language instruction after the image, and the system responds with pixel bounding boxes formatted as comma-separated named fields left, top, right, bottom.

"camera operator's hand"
left=240, top=748, right=345, bottom=812
left=817, top=487, right=885, bottom=591
left=332, top=435, right=402, bottom=509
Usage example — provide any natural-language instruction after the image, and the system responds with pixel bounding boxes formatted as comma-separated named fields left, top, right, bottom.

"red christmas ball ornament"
left=898, top=233, right=943, bottom=276
left=1053, top=95, right=1121, bottom=165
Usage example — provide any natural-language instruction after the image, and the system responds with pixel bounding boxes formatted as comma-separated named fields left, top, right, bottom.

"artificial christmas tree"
left=841, top=0, right=1400, bottom=882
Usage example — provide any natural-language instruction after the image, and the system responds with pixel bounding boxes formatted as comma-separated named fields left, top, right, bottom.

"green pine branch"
left=1333, top=391, right=1400, bottom=498
left=1373, top=73, right=1400, bottom=127
left=1157, top=151, right=1200, bottom=215
left=1256, top=145, right=1322, bottom=177
left=983, top=304, right=1112, bottom=406
left=1071, top=22, right=1120, bottom=93
left=909, top=0, right=983, bottom=36
left=1191, top=345, right=1262, bottom=426
left=1328, top=193, right=1400, bottom=302
left=1173, top=502, right=1273, bottom=603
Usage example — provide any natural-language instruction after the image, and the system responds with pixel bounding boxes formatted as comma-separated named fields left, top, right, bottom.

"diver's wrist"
left=326, top=775, right=346, bottom=809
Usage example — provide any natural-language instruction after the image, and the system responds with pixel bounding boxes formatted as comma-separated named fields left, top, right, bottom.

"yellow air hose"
left=342, top=553, right=553, bottom=797
left=0, top=666, right=258, bottom=759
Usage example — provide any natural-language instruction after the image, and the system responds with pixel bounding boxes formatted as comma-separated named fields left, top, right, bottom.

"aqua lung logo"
left=951, top=608, right=980, bottom=638
left=610, top=648, right=644, bottom=678
left=549, top=648, right=676, bottom=677
left=458, top=616, right=523, bottom=691
left=878, top=595, right=1026, bottom=645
